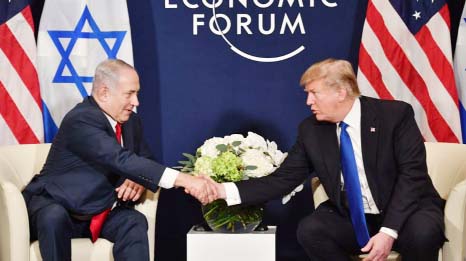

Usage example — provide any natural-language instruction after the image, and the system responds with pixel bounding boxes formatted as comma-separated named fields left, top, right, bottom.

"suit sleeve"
left=382, top=105, right=429, bottom=231
left=65, top=111, right=165, bottom=192
left=115, top=115, right=155, bottom=187
left=236, top=122, right=314, bottom=205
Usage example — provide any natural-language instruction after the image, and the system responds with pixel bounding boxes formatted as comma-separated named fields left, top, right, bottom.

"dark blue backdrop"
left=30, top=0, right=464, bottom=260
left=143, top=2, right=367, bottom=261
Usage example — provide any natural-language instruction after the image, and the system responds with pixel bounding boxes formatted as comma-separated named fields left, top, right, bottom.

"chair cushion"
left=443, top=179, right=466, bottom=261
left=30, top=238, right=114, bottom=261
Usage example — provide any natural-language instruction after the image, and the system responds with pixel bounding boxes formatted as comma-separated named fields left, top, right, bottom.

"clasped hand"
left=182, top=174, right=223, bottom=205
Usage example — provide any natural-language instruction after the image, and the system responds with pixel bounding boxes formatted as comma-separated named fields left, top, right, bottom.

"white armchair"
left=0, top=143, right=160, bottom=261
left=312, top=142, right=466, bottom=261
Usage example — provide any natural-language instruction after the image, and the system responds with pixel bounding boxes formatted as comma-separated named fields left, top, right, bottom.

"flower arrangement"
left=179, top=132, right=288, bottom=232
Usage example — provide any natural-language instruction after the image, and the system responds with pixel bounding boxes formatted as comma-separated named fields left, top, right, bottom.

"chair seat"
left=356, top=251, right=400, bottom=260
left=30, top=238, right=114, bottom=261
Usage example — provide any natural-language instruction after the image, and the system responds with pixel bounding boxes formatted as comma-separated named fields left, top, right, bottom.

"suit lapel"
left=121, top=120, right=135, bottom=150
left=360, top=97, right=381, bottom=206
left=87, top=96, right=134, bottom=149
left=87, top=97, right=117, bottom=141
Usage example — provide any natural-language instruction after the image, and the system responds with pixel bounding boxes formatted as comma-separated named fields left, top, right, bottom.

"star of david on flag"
left=49, top=6, right=126, bottom=98
left=38, top=0, right=134, bottom=142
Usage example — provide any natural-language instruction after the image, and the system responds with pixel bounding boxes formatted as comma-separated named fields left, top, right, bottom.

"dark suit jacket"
left=23, top=96, right=166, bottom=216
left=236, top=96, right=443, bottom=232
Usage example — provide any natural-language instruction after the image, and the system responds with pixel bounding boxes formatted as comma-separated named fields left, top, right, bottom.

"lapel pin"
left=370, top=127, right=376, bottom=132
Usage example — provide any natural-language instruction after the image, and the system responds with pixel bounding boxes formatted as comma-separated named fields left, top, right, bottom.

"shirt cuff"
left=380, top=227, right=398, bottom=239
left=158, top=168, right=179, bottom=189
left=223, top=182, right=242, bottom=206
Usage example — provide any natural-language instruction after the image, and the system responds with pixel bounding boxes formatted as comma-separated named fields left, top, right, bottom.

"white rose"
left=266, top=140, right=287, bottom=166
left=224, top=134, right=245, bottom=146
left=199, top=137, right=225, bottom=158
left=244, top=132, right=267, bottom=150
left=241, top=149, right=274, bottom=178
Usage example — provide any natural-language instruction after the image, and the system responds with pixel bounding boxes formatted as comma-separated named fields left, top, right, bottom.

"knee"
left=401, top=222, right=444, bottom=254
left=36, top=204, right=71, bottom=233
left=296, top=216, right=326, bottom=247
left=408, top=228, right=444, bottom=251
left=124, top=211, right=148, bottom=231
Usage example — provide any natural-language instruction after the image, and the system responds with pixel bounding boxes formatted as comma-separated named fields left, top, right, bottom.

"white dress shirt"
left=104, top=114, right=179, bottom=189
left=223, top=98, right=398, bottom=239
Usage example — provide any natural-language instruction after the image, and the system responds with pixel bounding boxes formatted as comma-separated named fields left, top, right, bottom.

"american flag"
left=357, top=0, right=462, bottom=143
left=0, top=0, right=43, bottom=145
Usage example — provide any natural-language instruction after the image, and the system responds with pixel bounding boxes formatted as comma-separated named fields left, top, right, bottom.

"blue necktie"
left=339, top=122, right=370, bottom=247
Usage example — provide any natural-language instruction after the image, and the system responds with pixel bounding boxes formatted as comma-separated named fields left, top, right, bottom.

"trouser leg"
left=101, top=206, right=150, bottom=261
left=296, top=201, right=361, bottom=261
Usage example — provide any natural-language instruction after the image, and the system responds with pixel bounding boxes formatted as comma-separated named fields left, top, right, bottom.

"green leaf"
left=232, top=141, right=242, bottom=147
left=216, top=144, right=228, bottom=152
left=178, top=160, right=192, bottom=166
left=245, top=165, right=258, bottom=170
left=182, top=153, right=196, bottom=163
left=181, top=166, right=194, bottom=172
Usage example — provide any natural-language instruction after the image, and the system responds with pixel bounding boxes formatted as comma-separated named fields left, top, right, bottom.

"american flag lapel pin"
left=370, top=127, right=376, bottom=132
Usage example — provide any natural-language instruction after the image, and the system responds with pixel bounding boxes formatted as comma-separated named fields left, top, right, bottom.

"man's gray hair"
left=92, top=59, right=134, bottom=93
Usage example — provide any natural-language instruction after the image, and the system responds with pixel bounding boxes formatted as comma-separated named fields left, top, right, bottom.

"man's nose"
left=132, top=95, right=140, bottom=107
left=306, top=93, right=315, bottom=106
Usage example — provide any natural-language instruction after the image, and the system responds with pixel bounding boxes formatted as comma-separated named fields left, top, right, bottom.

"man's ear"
left=337, top=86, right=348, bottom=102
left=95, top=85, right=110, bottom=102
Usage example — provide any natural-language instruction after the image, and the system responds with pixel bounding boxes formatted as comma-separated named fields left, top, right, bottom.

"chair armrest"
left=0, top=181, right=30, bottom=261
left=442, top=179, right=466, bottom=261
left=311, top=178, right=329, bottom=209
left=135, top=188, right=160, bottom=261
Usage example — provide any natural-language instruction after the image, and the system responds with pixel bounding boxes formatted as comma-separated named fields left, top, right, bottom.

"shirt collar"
left=341, top=98, right=361, bottom=130
left=104, top=113, right=118, bottom=133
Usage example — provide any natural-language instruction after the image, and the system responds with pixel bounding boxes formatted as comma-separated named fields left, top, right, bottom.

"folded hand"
left=115, top=179, right=145, bottom=202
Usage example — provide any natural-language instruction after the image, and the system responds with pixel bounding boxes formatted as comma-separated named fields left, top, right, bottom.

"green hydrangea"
left=212, top=151, right=243, bottom=182
left=194, top=156, right=214, bottom=176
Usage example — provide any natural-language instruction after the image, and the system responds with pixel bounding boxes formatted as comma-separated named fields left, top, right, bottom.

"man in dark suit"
left=208, top=59, right=445, bottom=260
left=23, top=59, right=215, bottom=261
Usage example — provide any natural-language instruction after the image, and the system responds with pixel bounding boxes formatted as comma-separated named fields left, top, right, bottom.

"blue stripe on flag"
left=460, top=101, right=466, bottom=143
left=42, top=100, right=58, bottom=143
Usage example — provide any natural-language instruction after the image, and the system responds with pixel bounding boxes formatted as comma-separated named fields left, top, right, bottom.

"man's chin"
left=118, top=115, right=131, bottom=123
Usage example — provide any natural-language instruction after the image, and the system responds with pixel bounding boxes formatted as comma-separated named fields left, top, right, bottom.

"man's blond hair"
left=300, top=58, right=360, bottom=98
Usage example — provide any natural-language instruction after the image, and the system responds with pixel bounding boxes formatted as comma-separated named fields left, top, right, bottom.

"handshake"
left=175, top=173, right=226, bottom=205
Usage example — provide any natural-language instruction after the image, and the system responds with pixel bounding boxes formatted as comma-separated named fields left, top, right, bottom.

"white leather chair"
left=0, top=143, right=160, bottom=261
left=312, top=142, right=466, bottom=261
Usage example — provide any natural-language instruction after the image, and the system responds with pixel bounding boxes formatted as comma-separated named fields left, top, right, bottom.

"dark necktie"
left=89, top=122, right=122, bottom=242
left=339, top=121, right=370, bottom=247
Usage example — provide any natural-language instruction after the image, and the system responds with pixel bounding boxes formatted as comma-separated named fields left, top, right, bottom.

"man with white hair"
left=23, top=59, right=215, bottom=261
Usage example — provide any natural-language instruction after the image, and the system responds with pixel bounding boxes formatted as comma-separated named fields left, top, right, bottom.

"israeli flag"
left=454, top=5, right=466, bottom=143
left=38, top=0, right=133, bottom=142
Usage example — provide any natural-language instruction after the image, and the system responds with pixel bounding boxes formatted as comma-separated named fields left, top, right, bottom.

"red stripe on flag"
left=438, top=5, right=450, bottom=29
left=0, top=24, right=42, bottom=109
left=415, top=25, right=458, bottom=105
left=21, top=6, right=35, bottom=32
left=0, top=81, right=39, bottom=144
left=358, top=44, right=394, bottom=100
left=366, top=1, right=458, bottom=142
